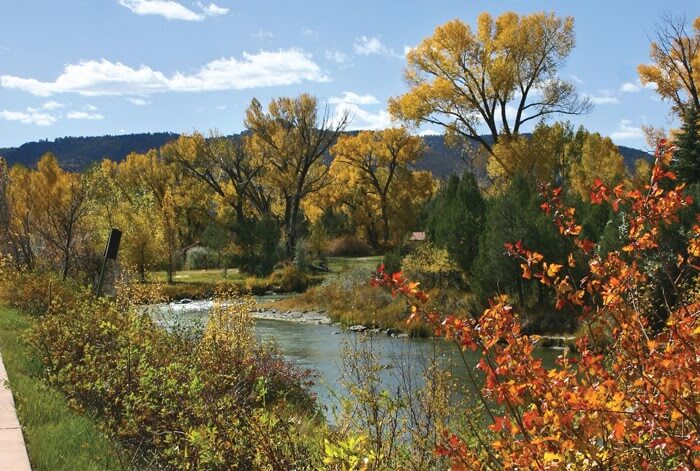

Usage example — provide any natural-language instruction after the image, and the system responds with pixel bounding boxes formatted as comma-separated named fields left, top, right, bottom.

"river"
left=152, top=299, right=561, bottom=416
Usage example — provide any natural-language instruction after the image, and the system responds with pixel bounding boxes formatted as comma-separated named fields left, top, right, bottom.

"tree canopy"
left=389, top=11, right=591, bottom=176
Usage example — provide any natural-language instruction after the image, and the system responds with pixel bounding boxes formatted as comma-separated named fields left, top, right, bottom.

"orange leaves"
left=612, top=420, right=626, bottom=441
left=369, top=140, right=700, bottom=469
left=546, top=263, right=563, bottom=278
left=590, top=178, right=609, bottom=205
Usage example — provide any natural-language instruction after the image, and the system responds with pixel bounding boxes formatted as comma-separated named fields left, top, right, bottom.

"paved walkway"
left=0, top=352, right=31, bottom=470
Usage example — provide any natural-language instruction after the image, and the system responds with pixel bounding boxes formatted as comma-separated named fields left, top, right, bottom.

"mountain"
left=418, top=134, right=653, bottom=180
left=0, top=132, right=652, bottom=178
left=0, top=133, right=180, bottom=172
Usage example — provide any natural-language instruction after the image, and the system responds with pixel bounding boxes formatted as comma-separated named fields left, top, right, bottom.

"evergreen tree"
left=472, top=177, right=566, bottom=311
left=427, top=171, right=485, bottom=274
left=672, top=106, right=700, bottom=186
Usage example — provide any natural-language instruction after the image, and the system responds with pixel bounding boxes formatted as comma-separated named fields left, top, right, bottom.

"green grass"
left=155, top=257, right=383, bottom=284
left=326, top=255, right=383, bottom=274
left=153, top=268, right=247, bottom=284
left=150, top=256, right=384, bottom=300
left=0, top=306, right=126, bottom=470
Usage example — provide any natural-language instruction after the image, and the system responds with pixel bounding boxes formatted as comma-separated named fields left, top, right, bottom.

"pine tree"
left=672, top=106, right=700, bottom=185
left=472, top=177, right=566, bottom=311
left=427, top=171, right=485, bottom=274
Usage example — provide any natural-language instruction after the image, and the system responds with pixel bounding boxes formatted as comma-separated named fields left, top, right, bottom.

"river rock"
left=348, top=325, right=367, bottom=332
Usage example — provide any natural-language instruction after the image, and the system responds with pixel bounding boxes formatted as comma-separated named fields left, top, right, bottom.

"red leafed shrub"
left=372, top=141, right=700, bottom=469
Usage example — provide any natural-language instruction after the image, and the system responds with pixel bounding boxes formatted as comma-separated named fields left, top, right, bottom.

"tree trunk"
left=380, top=195, right=390, bottom=246
left=62, top=249, right=70, bottom=281
left=285, top=196, right=302, bottom=258
left=167, top=250, right=174, bottom=284
left=139, top=245, right=146, bottom=283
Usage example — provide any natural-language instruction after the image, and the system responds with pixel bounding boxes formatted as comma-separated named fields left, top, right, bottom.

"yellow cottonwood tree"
left=27, top=154, right=89, bottom=279
left=389, top=11, right=591, bottom=176
left=638, top=15, right=700, bottom=117
left=0, top=161, right=35, bottom=270
left=326, top=129, right=434, bottom=248
left=570, top=133, right=625, bottom=201
left=330, top=128, right=426, bottom=246
left=101, top=150, right=208, bottom=281
left=487, top=121, right=579, bottom=186
left=162, top=132, right=271, bottom=222
left=92, top=161, right=163, bottom=282
left=245, top=94, right=348, bottom=256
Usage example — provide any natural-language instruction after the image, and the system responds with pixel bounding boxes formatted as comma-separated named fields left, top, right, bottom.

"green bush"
left=0, top=263, right=82, bottom=316
left=15, top=276, right=322, bottom=469
left=381, top=249, right=402, bottom=275
left=401, top=242, right=460, bottom=288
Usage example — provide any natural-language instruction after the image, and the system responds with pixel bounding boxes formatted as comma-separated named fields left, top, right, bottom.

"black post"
left=96, top=228, right=122, bottom=297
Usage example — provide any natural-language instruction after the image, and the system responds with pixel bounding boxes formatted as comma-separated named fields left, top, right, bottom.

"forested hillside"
left=1, top=131, right=651, bottom=178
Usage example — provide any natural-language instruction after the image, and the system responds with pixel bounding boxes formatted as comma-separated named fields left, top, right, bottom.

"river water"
left=152, top=300, right=561, bottom=416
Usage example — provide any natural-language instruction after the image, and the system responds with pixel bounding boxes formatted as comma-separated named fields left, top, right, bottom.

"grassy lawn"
left=149, top=256, right=384, bottom=300
left=0, top=306, right=125, bottom=470
left=154, top=256, right=383, bottom=284
left=326, top=255, right=383, bottom=274
left=152, top=267, right=247, bottom=284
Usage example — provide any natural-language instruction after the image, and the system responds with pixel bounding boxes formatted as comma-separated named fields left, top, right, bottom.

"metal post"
left=95, top=256, right=109, bottom=297
left=96, top=228, right=121, bottom=297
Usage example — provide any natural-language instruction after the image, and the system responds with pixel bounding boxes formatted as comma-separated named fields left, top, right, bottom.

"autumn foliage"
left=372, top=141, right=700, bottom=469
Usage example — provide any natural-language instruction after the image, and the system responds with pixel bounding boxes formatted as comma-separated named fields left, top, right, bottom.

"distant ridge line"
left=0, top=131, right=652, bottom=179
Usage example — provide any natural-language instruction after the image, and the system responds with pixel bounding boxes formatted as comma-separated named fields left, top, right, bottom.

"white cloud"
left=302, top=28, right=318, bottom=38
left=584, top=90, right=619, bottom=105
left=0, top=109, right=57, bottom=126
left=42, top=100, right=64, bottom=110
left=329, top=91, right=379, bottom=106
left=418, top=128, right=441, bottom=136
left=354, top=36, right=383, bottom=55
left=611, top=119, right=643, bottom=140
left=118, top=0, right=228, bottom=21
left=128, top=97, right=150, bottom=105
left=216, top=104, right=227, bottom=110
left=620, top=79, right=656, bottom=93
left=84, top=104, right=98, bottom=111
left=403, top=45, right=414, bottom=57
left=337, top=103, right=392, bottom=130
left=353, top=36, right=402, bottom=58
left=329, top=92, right=391, bottom=130
left=196, top=1, right=228, bottom=16
left=1, top=50, right=330, bottom=96
left=570, top=74, right=583, bottom=84
left=252, top=29, right=274, bottom=39
left=325, top=50, right=350, bottom=66
left=67, top=110, right=104, bottom=120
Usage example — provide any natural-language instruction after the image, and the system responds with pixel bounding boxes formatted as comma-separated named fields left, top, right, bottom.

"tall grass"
left=0, top=306, right=125, bottom=470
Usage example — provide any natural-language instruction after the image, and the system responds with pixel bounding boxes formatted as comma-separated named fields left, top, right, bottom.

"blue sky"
left=0, top=0, right=697, bottom=149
